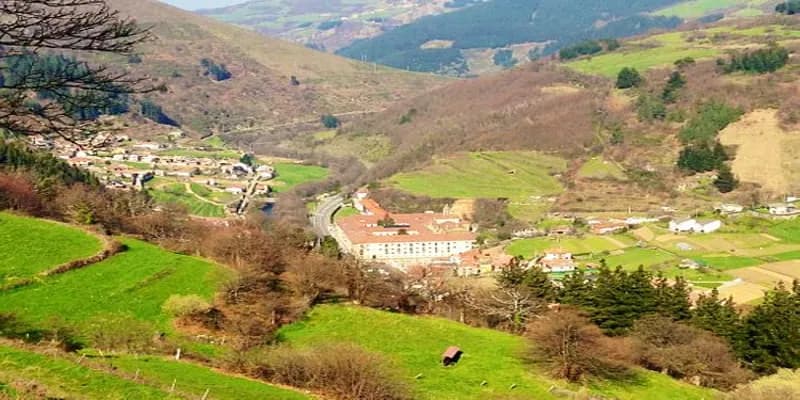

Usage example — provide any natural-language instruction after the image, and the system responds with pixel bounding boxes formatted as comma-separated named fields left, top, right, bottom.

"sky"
left=160, top=0, right=249, bottom=11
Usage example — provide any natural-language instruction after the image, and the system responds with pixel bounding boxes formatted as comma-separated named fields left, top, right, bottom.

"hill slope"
left=102, top=0, right=444, bottom=133
left=279, top=304, right=715, bottom=400
left=335, top=0, right=686, bottom=75
left=199, top=0, right=472, bottom=52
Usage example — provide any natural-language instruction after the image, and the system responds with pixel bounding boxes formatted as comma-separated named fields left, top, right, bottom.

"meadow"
left=653, top=0, right=769, bottom=18
left=506, top=235, right=634, bottom=258
left=577, top=157, right=627, bottom=180
left=148, top=183, right=226, bottom=218
left=0, top=345, right=173, bottom=399
left=0, top=212, right=102, bottom=281
left=278, top=305, right=713, bottom=400
left=0, top=237, right=230, bottom=332
left=271, top=162, right=329, bottom=192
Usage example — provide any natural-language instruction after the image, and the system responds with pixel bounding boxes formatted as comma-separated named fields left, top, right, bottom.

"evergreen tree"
left=691, top=288, right=741, bottom=343
left=654, top=275, right=692, bottom=320
left=587, top=266, right=656, bottom=335
left=714, top=164, right=738, bottom=193
left=661, top=71, right=686, bottom=103
left=558, top=268, right=592, bottom=306
left=521, top=265, right=556, bottom=302
left=616, top=67, right=643, bottom=89
left=737, top=282, right=800, bottom=373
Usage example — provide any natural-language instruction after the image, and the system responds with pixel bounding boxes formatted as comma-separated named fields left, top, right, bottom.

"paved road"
left=311, top=194, right=344, bottom=238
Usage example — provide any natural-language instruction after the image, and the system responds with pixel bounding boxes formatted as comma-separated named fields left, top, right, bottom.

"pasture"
left=107, top=356, right=312, bottom=400
left=577, top=157, right=627, bottom=180
left=0, top=345, right=172, bottom=399
left=148, top=183, right=226, bottom=218
left=653, top=0, right=769, bottom=18
left=0, top=212, right=102, bottom=282
left=271, top=162, right=329, bottom=191
left=0, top=238, right=230, bottom=332
left=506, top=235, right=633, bottom=258
left=279, top=305, right=713, bottom=400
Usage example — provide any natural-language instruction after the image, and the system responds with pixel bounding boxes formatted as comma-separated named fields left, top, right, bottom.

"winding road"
left=311, top=194, right=344, bottom=238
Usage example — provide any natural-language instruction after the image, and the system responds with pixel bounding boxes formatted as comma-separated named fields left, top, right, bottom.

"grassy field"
left=601, top=247, right=678, bottom=270
left=506, top=235, right=634, bottom=258
left=271, top=162, right=329, bottom=192
left=279, top=305, right=713, bottom=400
left=0, top=345, right=173, bottom=399
left=334, top=205, right=360, bottom=221
left=107, top=356, right=312, bottom=400
left=0, top=238, right=230, bottom=333
left=653, top=0, right=768, bottom=18
left=0, top=212, right=102, bottom=281
left=389, top=151, right=566, bottom=200
left=148, top=183, right=226, bottom=218
left=577, top=158, right=627, bottom=180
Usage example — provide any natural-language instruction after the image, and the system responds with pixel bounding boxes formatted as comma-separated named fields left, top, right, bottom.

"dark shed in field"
left=442, top=346, right=463, bottom=366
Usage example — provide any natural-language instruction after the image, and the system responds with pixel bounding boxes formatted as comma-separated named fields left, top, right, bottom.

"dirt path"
left=184, top=183, right=224, bottom=206
left=760, top=233, right=781, bottom=242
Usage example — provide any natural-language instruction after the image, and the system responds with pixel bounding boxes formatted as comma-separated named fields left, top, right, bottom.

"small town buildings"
left=679, top=259, right=701, bottom=270
left=455, top=249, right=514, bottom=276
left=548, top=225, right=574, bottom=236
left=590, top=220, right=627, bottom=235
left=669, top=218, right=722, bottom=233
left=769, top=203, right=798, bottom=216
left=225, top=186, right=245, bottom=194
left=536, top=248, right=577, bottom=273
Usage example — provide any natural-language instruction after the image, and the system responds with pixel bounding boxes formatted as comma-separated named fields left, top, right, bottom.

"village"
left=34, top=131, right=287, bottom=217
left=330, top=188, right=800, bottom=305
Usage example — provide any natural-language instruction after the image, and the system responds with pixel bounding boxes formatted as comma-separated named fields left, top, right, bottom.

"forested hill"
left=336, top=0, right=684, bottom=75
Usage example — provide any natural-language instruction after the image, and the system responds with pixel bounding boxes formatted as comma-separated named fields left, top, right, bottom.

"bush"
left=724, top=369, right=800, bottom=400
left=246, top=343, right=411, bottom=400
left=321, top=114, right=341, bottom=129
left=162, top=294, right=212, bottom=318
left=616, top=67, right=643, bottom=89
left=526, top=308, right=631, bottom=382
left=721, top=46, right=790, bottom=74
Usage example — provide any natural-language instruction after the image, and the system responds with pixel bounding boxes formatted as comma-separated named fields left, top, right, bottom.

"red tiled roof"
left=361, top=198, right=387, bottom=215
left=337, top=212, right=476, bottom=245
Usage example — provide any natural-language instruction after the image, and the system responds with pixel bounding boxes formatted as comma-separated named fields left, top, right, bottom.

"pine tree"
left=691, top=288, right=741, bottom=342
left=559, top=268, right=592, bottom=306
left=522, top=266, right=556, bottom=302
left=586, top=267, right=655, bottom=335
left=616, top=67, right=643, bottom=89
left=737, top=282, right=800, bottom=373
left=654, top=275, right=692, bottom=320
left=714, top=164, right=738, bottom=193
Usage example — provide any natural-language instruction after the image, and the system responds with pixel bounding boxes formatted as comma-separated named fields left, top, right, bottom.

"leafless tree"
left=0, top=0, right=155, bottom=142
left=466, top=286, right=546, bottom=332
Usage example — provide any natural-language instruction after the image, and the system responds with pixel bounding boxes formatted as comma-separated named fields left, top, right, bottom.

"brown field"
left=758, top=260, right=800, bottom=279
left=719, top=109, right=800, bottom=195
left=715, top=281, right=769, bottom=304
left=729, top=266, right=795, bottom=287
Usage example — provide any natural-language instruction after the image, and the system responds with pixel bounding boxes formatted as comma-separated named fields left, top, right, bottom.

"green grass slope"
left=109, top=356, right=312, bottom=400
left=0, top=237, right=230, bottom=331
left=272, top=162, right=329, bottom=192
left=0, top=212, right=102, bottom=282
left=278, top=305, right=714, bottom=400
left=0, top=345, right=174, bottom=399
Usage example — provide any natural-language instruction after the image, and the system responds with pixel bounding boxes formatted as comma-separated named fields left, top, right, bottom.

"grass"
left=601, top=248, right=678, bottom=270
left=157, top=148, right=240, bottom=160
left=148, top=184, right=225, bottom=218
left=0, top=212, right=102, bottom=282
left=0, top=238, right=231, bottom=332
left=389, top=151, right=566, bottom=200
left=577, top=158, right=627, bottom=180
left=107, top=356, right=312, bottom=400
left=0, top=345, right=173, bottom=399
left=313, top=130, right=337, bottom=141
left=334, top=205, right=360, bottom=221
left=695, top=255, right=762, bottom=270
left=506, top=235, right=633, bottom=258
left=768, top=219, right=800, bottom=242
left=271, top=162, right=329, bottom=192
left=278, top=305, right=713, bottom=400
left=653, top=0, right=768, bottom=18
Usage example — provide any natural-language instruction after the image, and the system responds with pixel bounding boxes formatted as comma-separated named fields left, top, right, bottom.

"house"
left=716, top=203, right=745, bottom=215
left=669, top=218, right=697, bottom=233
left=225, top=186, right=245, bottom=194
left=679, top=259, right=701, bottom=270
left=669, top=218, right=722, bottom=233
left=769, top=203, right=798, bottom=215
left=590, top=221, right=627, bottom=235
left=536, top=248, right=576, bottom=273
left=548, top=225, right=574, bottom=236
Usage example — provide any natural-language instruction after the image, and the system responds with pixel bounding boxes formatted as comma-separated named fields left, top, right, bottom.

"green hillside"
left=0, top=212, right=102, bottom=282
left=0, top=236, right=230, bottom=333
left=337, top=0, right=683, bottom=74
left=279, top=305, right=715, bottom=400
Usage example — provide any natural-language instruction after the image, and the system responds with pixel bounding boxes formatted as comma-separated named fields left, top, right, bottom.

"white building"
left=334, top=211, right=476, bottom=268
left=536, top=248, right=576, bottom=273
left=669, top=218, right=722, bottom=233
left=716, top=204, right=744, bottom=214
left=769, top=203, right=798, bottom=215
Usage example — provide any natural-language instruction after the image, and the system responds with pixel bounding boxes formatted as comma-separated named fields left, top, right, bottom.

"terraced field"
left=0, top=212, right=102, bottom=282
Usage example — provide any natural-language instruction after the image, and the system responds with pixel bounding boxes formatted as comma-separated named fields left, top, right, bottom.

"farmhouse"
left=334, top=210, right=476, bottom=269
left=768, top=203, right=798, bottom=215
left=590, top=220, right=627, bottom=235
left=716, top=203, right=745, bottom=215
left=669, top=218, right=722, bottom=233
left=535, top=248, right=576, bottom=273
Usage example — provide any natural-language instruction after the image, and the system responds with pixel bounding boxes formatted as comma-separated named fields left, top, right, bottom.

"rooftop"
left=337, top=212, right=476, bottom=245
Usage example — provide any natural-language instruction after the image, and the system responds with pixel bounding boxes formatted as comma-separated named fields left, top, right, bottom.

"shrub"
left=162, top=294, right=212, bottom=318
left=526, top=308, right=631, bottom=382
left=321, top=114, right=341, bottom=129
left=246, top=343, right=411, bottom=400
left=616, top=67, right=643, bottom=89
left=721, top=46, right=790, bottom=74
left=724, top=369, right=800, bottom=399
